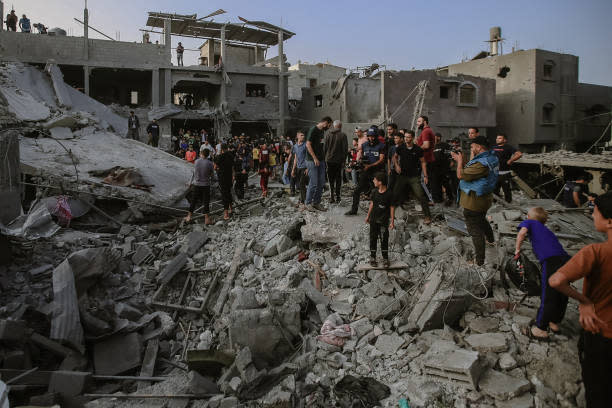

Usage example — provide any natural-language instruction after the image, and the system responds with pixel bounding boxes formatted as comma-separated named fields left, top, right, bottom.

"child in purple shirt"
left=515, top=207, right=570, bottom=339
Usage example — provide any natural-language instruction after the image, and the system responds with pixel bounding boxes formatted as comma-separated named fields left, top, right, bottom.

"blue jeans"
left=351, top=169, right=359, bottom=186
left=306, top=160, right=326, bottom=205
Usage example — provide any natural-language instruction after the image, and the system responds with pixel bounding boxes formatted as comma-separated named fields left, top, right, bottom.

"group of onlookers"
left=4, top=10, right=46, bottom=33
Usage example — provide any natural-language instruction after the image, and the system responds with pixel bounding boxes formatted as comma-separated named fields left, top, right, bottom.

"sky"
left=10, top=0, right=612, bottom=86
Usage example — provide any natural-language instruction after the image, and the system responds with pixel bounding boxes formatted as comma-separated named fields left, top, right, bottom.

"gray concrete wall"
left=383, top=70, right=496, bottom=135
left=576, top=83, right=612, bottom=148
left=299, top=83, right=343, bottom=124
left=288, top=63, right=346, bottom=100
left=225, top=72, right=284, bottom=122
left=345, top=77, right=381, bottom=123
left=0, top=31, right=168, bottom=69
left=0, top=131, right=21, bottom=225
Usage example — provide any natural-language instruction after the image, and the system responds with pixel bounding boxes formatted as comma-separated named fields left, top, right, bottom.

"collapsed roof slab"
left=146, top=12, right=295, bottom=45
left=19, top=129, right=194, bottom=208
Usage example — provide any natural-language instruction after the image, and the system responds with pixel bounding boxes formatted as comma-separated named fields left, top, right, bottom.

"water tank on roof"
left=489, top=27, right=501, bottom=55
left=48, top=27, right=67, bottom=36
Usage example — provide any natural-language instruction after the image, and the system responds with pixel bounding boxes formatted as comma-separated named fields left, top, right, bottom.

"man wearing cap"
left=492, top=133, right=522, bottom=203
left=451, top=136, right=499, bottom=266
left=346, top=127, right=385, bottom=215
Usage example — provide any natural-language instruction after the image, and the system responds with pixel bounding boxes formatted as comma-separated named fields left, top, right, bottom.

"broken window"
left=458, top=83, right=477, bottom=106
left=309, top=78, right=317, bottom=88
left=314, top=95, right=323, bottom=108
left=439, top=86, right=450, bottom=99
left=497, top=66, right=510, bottom=78
left=543, top=60, right=555, bottom=80
left=246, top=83, right=265, bottom=97
left=542, top=103, right=556, bottom=124
left=130, top=91, right=138, bottom=105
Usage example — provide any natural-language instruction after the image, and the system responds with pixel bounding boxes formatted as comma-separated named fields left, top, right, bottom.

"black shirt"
left=491, top=144, right=517, bottom=171
left=306, top=126, right=324, bottom=161
left=395, top=144, right=424, bottom=177
left=215, top=152, right=234, bottom=180
left=433, top=142, right=451, bottom=169
left=146, top=123, right=160, bottom=138
left=370, top=188, right=393, bottom=225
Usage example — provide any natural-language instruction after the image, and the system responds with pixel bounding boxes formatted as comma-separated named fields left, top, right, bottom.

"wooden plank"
left=355, top=261, right=409, bottom=272
left=137, top=339, right=159, bottom=390
left=212, top=242, right=245, bottom=316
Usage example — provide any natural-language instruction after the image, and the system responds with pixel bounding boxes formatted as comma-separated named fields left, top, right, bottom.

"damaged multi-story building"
left=294, top=67, right=496, bottom=140
left=0, top=9, right=295, bottom=144
left=438, top=27, right=612, bottom=152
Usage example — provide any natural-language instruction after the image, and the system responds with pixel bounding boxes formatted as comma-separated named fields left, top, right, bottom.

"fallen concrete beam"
left=50, top=259, right=84, bottom=353
left=212, top=242, right=246, bottom=316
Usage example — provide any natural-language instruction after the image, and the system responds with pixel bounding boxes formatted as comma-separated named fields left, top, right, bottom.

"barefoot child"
left=365, top=172, right=395, bottom=268
left=549, top=192, right=612, bottom=407
left=515, top=207, right=570, bottom=339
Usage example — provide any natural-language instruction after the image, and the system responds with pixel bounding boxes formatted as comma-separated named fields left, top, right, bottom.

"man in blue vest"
left=451, top=136, right=499, bottom=265
left=346, top=127, right=385, bottom=215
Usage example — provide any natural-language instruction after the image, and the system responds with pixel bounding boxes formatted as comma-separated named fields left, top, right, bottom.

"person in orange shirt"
left=549, top=191, right=612, bottom=408
left=185, top=145, right=197, bottom=163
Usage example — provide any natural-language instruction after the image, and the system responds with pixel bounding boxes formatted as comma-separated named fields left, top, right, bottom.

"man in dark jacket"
left=324, top=120, right=348, bottom=203
left=146, top=119, right=160, bottom=147
left=5, top=10, right=17, bottom=31
left=127, top=111, right=140, bottom=140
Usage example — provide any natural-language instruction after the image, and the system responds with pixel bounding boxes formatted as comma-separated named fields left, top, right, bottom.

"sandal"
left=523, top=325, right=550, bottom=342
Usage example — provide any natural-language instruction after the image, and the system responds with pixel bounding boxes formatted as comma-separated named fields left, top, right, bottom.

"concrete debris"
left=423, top=340, right=484, bottom=390
left=93, top=332, right=143, bottom=375
left=465, top=333, right=508, bottom=353
left=478, top=368, right=531, bottom=401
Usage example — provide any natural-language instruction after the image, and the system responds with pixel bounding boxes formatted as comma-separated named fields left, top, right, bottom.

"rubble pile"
left=0, top=182, right=602, bottom=407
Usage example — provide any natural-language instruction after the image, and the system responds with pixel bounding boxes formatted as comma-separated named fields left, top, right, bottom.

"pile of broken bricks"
left=0, top=185, right=601, bottom=407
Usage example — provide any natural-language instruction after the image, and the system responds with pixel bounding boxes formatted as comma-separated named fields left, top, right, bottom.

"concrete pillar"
left=0, top=131, right=21, bottom=225
left=278, top=30, right=286, bottom=138
left=207, top=40, right=215, bottom=67
left=152, top=69, right=159, bottom=107
left=83, top=66, right=90, bottom=96
left=220, top=26, right=226, bottom=105
left=163, top=18, right=171, bottom=64
left=83, top=7, right=89, bottom=60
left=253, top=45, right=259, bottom=65
left=164, top=68, right=171, bottom=106
left=0, top=2, right=4, bottom=32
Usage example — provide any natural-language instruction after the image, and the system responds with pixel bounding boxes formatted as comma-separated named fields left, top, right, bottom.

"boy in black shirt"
left=366, top=172, right=395, bottom=267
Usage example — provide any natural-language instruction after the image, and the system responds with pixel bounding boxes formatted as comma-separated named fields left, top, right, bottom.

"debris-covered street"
left=2, top=2, right=612, bottom=408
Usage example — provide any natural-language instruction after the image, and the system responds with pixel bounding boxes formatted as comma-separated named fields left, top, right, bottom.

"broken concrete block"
left=115, top=302, right=144, bottom=321
left=465, top=333, right=508, bottom=353
left=158, top=252, right=188, bottom=284
left=399, top=380, right=443, bottom=407
left=468, top=317, right=500, bottom=334
left=495, top=393, right=534, bottom=408
left=478, top=368, right=531, bottom=401
left=187, top=370, right=220, bottom=397
left=235, top=347, right=253, bottom=374
left=423, top=341, right=484, bottom=390
left=275, top=235, right=293, bottom=254
left=219, top=396, right=239, bottom=408
left=94, top=332, right=143, bottom=375
left=417, top=288, right=472, bottom=332
left=299, top=278, right=330, bottom=306
left=355, top=295, right=400, bottom=321
left=277, top=246, right=300, bottom=262
left=49, top=126, right=73, bottom=140
left=43, top=114, right=78, bottom=129
left=50, top=257, right=84, bottom=352
left=374, top=333, right=405, bottom=355
left=132, top=244, right=154, bottom=266
left=350, top=318, right=373, bottom=340
left=0, top=319, right=26, bottom=341
left=184, top=231, right=208, bottom=257
left=498, top=353, right=517, bottom=370
left=48, top=370, right=91, bottom=397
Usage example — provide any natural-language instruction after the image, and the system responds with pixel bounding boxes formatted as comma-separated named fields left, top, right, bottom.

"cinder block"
left=48, top=370, right=91, bottom=397
left=423, top=341, right=484, bottom=390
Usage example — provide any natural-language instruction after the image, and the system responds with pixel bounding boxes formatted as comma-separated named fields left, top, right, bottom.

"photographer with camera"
left=346, top=128, right=385, bottom=215
left=432, top=132, right=454, bottom=205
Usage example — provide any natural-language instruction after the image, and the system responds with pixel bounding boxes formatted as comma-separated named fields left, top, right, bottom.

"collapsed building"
left=0, top=8, right=611, bottom=408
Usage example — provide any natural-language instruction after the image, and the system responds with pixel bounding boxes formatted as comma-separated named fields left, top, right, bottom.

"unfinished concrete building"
left=0, top=10, right=295, bottom=144
left=439, top=27, right=612, bottom=152
left=296, top=69, right=496, bottom=140
left=288, top=62, right=347, bottom=101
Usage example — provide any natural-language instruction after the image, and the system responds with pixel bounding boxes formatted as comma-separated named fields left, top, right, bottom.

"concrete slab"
left=93, top=332, right=143, bottom=375
left=374, top=333, right=405, bottom=355
left=465, top=333, right=508, bottom=353
left=479, top=368, right=531, bottom=401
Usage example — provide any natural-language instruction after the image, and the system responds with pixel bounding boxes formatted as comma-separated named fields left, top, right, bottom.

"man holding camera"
left=346, top=128, right=385, bottom=215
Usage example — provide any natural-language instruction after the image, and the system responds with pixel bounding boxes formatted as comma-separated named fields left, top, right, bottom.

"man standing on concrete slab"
left=392, top=130, right=431, bottom=224
left=416, top=115, right=435, bottom=204
left=346, top=128, right=385, bottom=215
left=176, top=42, right=184, bottom=66
left=492, top=133, right=522, bottom=203
left=5, top=10, right=17, bottom=31
left=305, top=116, right=332, bottom=212
left=146, top=119, right=160, bottom=147
left=451, top=136, right=499, bottom=265
left=127, top=111, right=140, bottom=140
left=324, top=120, right=348, bottom=203
left=291, top=131, right=308, bottom=208
left=184, top=149, right=214, bottom=225
left=19, top=14, right=30, bottom=33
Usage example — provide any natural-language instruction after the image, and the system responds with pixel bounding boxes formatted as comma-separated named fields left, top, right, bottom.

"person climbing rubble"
left=515, top=207, right=570, bottom=340
left=549, top=191, right=612, bottom=408
left=451, top=135, right=499, bottom=265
